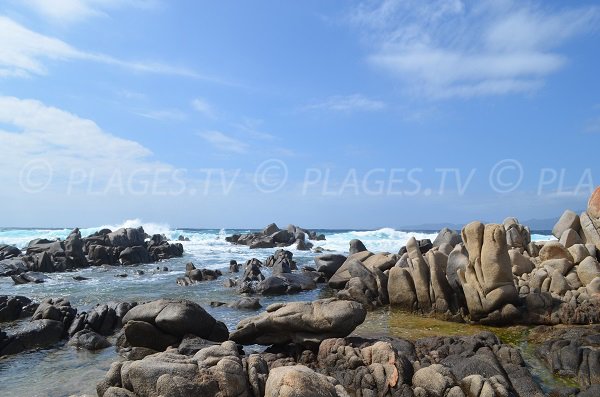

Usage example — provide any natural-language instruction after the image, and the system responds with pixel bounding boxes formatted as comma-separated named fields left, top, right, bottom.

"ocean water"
left=0, top=220, right=554, bottom=397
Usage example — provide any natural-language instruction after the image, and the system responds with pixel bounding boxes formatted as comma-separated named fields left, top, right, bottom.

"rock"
left=569, top=244, right=591, bottom=264
left=447, top=244, right=469, bottom=292
left=0, top=296, right=35, bottom=322
left=349, top=239, right=367, bottom=255
left=559, top=228, right=584, bottom=248
left=119, top=246, right=151, bottom=265
left=227, top=224, right=322, bottom=249
left=314, top=254, right=347, bottom=278
left=549, top=270, right=569, bottom=295
left=177, top=334, right=219, bottom=355
left=328, top=254, right=372, bottom=289
left=407, top=237, right=432, bottom=311
left=107, top=227, right=145, bottom=248
left=553, top=210, right=581, bottom=239
left=0, top=319, right=64, bottom=355
left=11, top=271, right=49, bottom=284
left=263, top=222, right=280, bottom=235
left=412, top=364, right=456, bottom=397
left=0, top=244, right=21, bottom=260
left=504, top=218, right=531, bottom=249
left=229, top=260, right=240, bottom=273
left=363, top=253, right=396, bottom=272
left=229, top=298, right=366, bottom=346
left=588, top=186, right=600, bottom=219
left=121, top=299, right=228, bottom=346
left=433, top=228, right=462, bottom=247
left=459, top=222, right=518, bottom=322
left=32, top=298, right=77, bottom=326
left=68, top=329, right=111, bottom=350
left=509, top=249, right=534, bottom=276
left=258, top=273, right=317, bottom=295
left=388, top=267, right=418, bottom=310
left=0, top=257, right=27, bottom=277
left=577, top=257, right=600, bottom=286
left=580, top=211, right=600, bottom=250
left=265, top=365, right=342, bottom=397
left=539, top=241, right=574, bottom=263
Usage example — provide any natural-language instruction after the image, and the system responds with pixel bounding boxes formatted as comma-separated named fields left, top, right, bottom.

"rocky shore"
left=2, top=189, right=600, bottom=395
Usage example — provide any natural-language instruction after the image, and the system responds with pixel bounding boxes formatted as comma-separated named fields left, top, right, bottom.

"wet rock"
left=68, top=328, right=111, bottom=350
left=0, top=295, right=35, bottom=322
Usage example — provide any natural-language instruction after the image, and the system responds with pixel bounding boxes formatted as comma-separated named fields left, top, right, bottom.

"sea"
left=0, top=220, right=555, bottom=396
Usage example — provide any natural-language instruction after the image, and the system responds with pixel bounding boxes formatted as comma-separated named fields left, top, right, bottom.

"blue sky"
left=0, top=0, right=599, bottom=229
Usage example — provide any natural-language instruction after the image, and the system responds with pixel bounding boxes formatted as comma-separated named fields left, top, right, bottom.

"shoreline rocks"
left=226, top=223, right=324, bottom=250
left=0, top=227, right=184, bottom=282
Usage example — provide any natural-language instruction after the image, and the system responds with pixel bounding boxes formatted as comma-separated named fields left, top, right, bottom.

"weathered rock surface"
left=229, top=298, right=366, bottom=346
left=119, top=299, right=228, bottom=352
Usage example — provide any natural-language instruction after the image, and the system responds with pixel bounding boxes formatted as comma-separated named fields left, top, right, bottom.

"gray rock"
left=433, top=228, right=462, bottom=247
left=349, top=239, right=367, bottom=255
left=314, top=254, right=347, bottom=278
left=229, top=298, right=366, bottom=346
left=553, top=210, right=581, bottom=239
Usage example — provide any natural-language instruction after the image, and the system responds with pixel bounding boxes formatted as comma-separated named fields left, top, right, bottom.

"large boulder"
left=229, top=298, right=366, bottom=345
left=0, top=244, right=21, bottom=260
left=0, top=319, right=64, bottom=355
left=553, top=210, right=581, bottom=239
left=433, top=228, right=462, bottom=248
left=107, top=227, right=145, bottom=248
left=588, top=186, right=600, bottom=219
left=458, top=222, right=519, bottom=323
left=120, top=299, right=228, bottom=350
left=314, top=254, right=347, bottom=278
left=348, top=239, right=367, bottom=255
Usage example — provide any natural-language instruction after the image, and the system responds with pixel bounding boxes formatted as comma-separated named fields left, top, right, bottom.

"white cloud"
left=303, top=94, right=386, bottom=112
left=233, top=118, right=275, bottom=141
left=0, top=16, right=206, bottom=79
left=191, top=98, right=215, bottom=118
left=0, top=95, right=173, bottom=191
left=197, top=131, right=248, bottom=154
left=134, top=108, right=186, bottom=121
left=19, top=0, right=160, bottom=24
left=349, top=0, right=600, bottom=98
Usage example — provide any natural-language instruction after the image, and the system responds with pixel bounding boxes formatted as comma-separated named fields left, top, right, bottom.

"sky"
left=0, top=0, right=599, bottom=229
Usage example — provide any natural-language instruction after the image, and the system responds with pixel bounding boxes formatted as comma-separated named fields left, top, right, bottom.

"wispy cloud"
left=303, top=94, right=386, bottom=112
left=191, top=98, right=215, bottom=118
left=19, top=0, right=161, bottom=24
left=233, top=118, right=275, bottom=141
left=0, top=16, right=213, bottom=80
left=348, top=0, right=600, bottom=98
left=197, top=130, right=248, bottom=154
left=134, top=108, right=186, bottom=121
